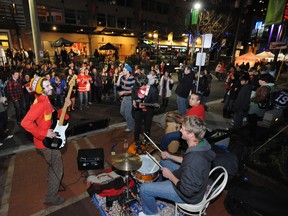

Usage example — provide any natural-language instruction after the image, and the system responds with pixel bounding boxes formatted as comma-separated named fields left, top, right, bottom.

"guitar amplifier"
left=77, top=148, right=104, bottom=170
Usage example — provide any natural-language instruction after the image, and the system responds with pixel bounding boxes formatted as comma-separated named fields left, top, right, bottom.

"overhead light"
left=149, top=33, right=152, bottom=37
left=80, top=29, right=84, bottom=32
left=123, top=27, right=126, bottom=29
left=131, top=33, right=134, bottom=36
left=52, top=26, right=57, bottom=31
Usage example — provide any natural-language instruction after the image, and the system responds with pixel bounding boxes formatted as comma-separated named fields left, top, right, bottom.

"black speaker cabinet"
left=71, top=119, right=110, bottom=136
left=77, top=148, right=104, bottom=170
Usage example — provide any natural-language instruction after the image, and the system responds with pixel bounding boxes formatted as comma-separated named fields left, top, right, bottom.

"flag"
left=264, top=0, right=286, bottom=26
left=191, top=9, right=199, bottom=25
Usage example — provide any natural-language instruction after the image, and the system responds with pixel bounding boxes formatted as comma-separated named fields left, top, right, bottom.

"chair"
left=174, top=166, right=228, bottom=216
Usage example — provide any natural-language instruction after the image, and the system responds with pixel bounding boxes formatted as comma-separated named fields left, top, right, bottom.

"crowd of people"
left=1, top=44, right=287, bottom=215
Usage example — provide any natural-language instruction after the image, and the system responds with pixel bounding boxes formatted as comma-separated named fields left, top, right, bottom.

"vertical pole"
left=28, top=0, right=42, bottom=64
left=196, top=35, right=204, bottom=93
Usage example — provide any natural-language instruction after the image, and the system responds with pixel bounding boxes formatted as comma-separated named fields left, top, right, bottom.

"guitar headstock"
left=69, top=75, right=77, bottom=87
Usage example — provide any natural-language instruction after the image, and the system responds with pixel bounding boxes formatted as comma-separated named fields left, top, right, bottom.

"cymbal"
left=111, top=153, right=142, bottom=171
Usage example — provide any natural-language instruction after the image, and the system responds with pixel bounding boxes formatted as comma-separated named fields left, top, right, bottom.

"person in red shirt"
left=21, top=76, right=70, bottom=206
left=77, top=67, right=88, bottom=110
left=160, top=93, right=205, bottom=151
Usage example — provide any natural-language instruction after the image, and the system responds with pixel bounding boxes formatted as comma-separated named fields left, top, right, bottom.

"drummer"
left=139, top=116, right=216, bottom=216
left=160, top=93, right=205, bottom=151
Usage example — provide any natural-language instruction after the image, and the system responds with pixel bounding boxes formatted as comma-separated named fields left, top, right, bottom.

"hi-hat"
left=111, top=153, right=142, bottom=171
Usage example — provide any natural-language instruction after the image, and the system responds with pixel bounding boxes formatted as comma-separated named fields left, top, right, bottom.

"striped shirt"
left=120, top=75, right=135, bottom=96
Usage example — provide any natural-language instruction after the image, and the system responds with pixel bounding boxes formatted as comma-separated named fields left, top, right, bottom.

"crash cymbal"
left=111, top=153, right=142, bottom=171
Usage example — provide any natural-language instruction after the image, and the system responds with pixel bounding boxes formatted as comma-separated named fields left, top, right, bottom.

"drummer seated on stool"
left=139, top=116, right=216, bottom=216
left=160, top=93, right=205, bottom=151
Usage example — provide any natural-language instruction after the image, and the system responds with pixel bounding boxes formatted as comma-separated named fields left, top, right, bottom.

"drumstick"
left=146, top=151, right=163, bottom=169
left=144, top=133, right=163, bottom=153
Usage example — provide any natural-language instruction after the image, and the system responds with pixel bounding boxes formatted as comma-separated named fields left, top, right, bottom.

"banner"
left=191, top=9, right=199, bottom=25
left=264, top=0, right=286, bottom=26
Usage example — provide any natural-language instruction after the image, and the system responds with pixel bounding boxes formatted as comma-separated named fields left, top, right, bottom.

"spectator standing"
left=51, top=74, right=66, bottom=108
left=22, top=74, right=34, bottom=112
left=66, top=68, right=76, bottom=111
left=116, top=64, right=135, bottom=132
left=232, top=73, right=253, bottom=128
left=84, top=67, right=93, bottom=105
left=76, top=67, right=88, bottom=110
left=0, top=91, right=13, bottom=146
left=6, top=70, right=25, bottom=124
left=175, top=66, right=195, bottom=116
left=159, top=71, right=173, bottom=110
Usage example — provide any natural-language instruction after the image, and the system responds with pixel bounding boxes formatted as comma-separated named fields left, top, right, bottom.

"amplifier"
left=77, top=148, right=104, bottom=170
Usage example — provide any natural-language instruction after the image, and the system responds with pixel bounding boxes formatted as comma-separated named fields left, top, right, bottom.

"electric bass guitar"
left=43, top=75, right=77, bottom=149
left=133, top=100, right=160, bottom=111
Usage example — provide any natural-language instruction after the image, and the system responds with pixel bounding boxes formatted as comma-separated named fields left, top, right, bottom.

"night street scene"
left=0, top=0, right=288, bottom=215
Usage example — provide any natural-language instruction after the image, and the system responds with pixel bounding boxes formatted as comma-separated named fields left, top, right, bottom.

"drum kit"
left=110, top=133, right=163, bottom=215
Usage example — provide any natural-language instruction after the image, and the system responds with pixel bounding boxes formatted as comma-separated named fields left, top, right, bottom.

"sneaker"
left=44, top=196, right=65, bottom=206
left=4, top=135, right=13, bottom=140
left=124, top=128, right=131, bottom=132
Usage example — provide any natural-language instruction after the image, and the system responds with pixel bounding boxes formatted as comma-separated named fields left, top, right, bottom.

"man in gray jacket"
left=139, top=116, right=216, bottom=216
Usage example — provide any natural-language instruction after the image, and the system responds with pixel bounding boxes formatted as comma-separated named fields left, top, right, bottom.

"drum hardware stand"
left=120, top=171, right=140, bottom=215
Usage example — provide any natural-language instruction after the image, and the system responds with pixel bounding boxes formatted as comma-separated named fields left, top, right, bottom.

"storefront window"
left=0, top=32, right=10, bottom=50
left=77, top=11, right=88, bottom=25
left=97, top=14, right=106, bottom=26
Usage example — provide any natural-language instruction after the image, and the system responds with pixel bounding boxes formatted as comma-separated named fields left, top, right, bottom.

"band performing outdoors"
left=1, top=54, right=288, bottom=215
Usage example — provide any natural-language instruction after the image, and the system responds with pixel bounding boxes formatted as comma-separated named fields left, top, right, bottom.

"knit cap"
left=30, top=76, right=45, bottom=94
left=124, top=64, right=132, bottom=73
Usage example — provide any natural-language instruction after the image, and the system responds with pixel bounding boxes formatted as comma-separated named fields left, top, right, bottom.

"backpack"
left=258, top=86, right=274, bottom=110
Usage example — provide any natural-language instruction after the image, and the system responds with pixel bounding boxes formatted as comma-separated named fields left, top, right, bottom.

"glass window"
left=117, top=0, right=125, bottom=6
left=77, top=11, right=88, bottom=25
left=51, top=8, right=64, bottom=23
left=142, top=0, right=155, bottom=12
left=156, top=2, right=169, bottom=14
left=126, top=18, right=132, bottom=28
left=97, top=14, right=106, bottom=26
left=117, top=17, right=125, bottom=28
left=37, top=5, right=49, bottom=22
left=65, top=9, right=76, bottom=24
left=108, top=15, right=116, bottom=27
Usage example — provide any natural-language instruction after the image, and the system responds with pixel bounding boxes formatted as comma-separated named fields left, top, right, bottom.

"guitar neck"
left=58, top=76, right=76, bottom=126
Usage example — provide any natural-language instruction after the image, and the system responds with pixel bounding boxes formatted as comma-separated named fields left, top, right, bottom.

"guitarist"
left=132, top=74, right=158, bottom=154
left=21, top=76, right=70, bottom=206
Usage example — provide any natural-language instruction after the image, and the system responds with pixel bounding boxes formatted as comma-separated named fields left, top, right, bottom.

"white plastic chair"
left=175, top=166, right=228, bottom=216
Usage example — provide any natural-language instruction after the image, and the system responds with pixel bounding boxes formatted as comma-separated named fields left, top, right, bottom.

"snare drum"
left=134, top=155, right=159, bottom=183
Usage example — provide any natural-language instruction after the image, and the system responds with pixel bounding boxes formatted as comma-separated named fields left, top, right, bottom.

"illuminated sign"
left=255, top=21, right=263, bottom=30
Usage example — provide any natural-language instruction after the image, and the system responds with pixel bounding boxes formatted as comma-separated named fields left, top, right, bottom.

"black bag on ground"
left=224, top=181, right=288, bottom=216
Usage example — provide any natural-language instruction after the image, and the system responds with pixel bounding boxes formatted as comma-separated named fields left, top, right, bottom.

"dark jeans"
left=233, top=110, right=246, bottom=129
left=160, top=131, right=182, bottom=151
left=134, top=109, right=153, bottom=144
left=12, top=98, right=25, bottom=122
